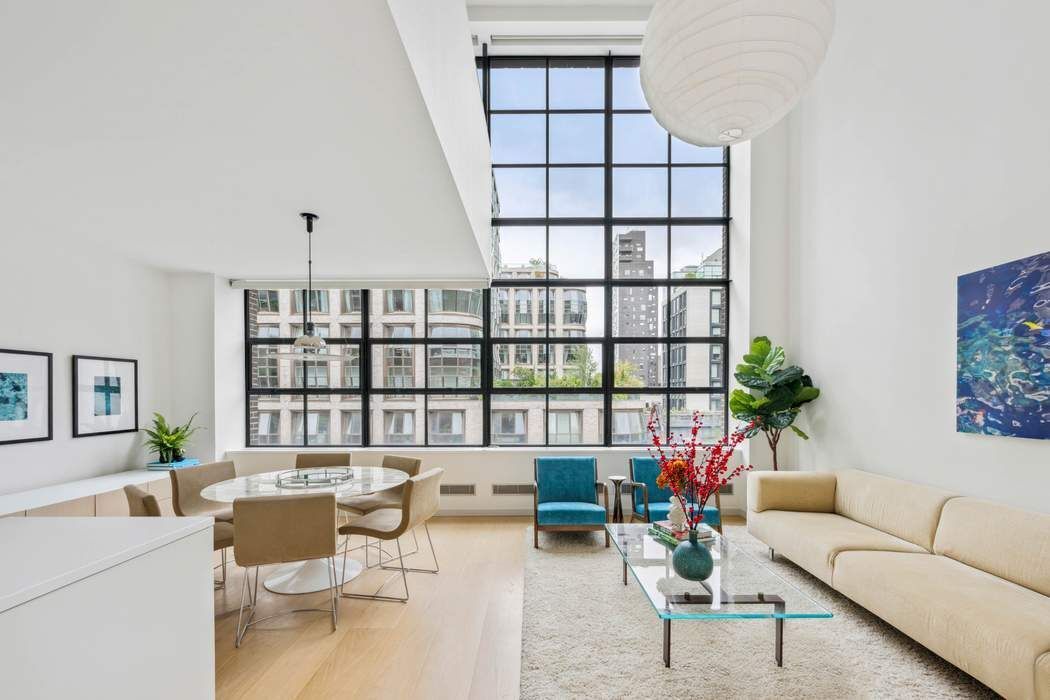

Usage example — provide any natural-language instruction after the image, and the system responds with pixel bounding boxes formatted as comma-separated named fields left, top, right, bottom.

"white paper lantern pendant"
left=641, top=0, right=836, bottom=147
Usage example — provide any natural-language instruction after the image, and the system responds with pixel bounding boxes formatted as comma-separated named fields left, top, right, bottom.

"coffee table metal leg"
left=663, top=619, right=671, bottom=667
left=774, top=599, right=785, bottom=667
left=623, top=559, right=627, bottom=586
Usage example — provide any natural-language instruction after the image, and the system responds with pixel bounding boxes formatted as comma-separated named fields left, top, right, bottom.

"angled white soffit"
left=0, top=0, right=492, bottom=286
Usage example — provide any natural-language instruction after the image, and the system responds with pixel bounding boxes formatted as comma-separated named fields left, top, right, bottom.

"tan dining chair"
left=124, top=484, right=235, bottom=589
left=170, top=461, right=236, bottom=523
left=338, top=468, right=443, bottom=603
left=232, top=493, right=338, bottom=648
left=295, top=452, right=351, bottom=469
left=338, top=455, right=423, bottom=563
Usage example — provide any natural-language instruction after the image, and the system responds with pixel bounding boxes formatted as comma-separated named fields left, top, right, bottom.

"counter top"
left=0, top=469, right=168, bottom=516
left=0, top=516, right=212, bottom=613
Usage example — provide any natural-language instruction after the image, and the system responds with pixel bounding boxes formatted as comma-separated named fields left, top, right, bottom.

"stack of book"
left=647, top=521, right=717, bottom=549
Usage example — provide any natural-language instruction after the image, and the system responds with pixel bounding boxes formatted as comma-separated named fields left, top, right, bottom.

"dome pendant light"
left=293, top=212, right=326, bottom=354
left=641, top=0, right=836, bottom=147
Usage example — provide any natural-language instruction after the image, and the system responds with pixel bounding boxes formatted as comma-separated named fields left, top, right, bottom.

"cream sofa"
left=747, top=469, right=1050, bottom=700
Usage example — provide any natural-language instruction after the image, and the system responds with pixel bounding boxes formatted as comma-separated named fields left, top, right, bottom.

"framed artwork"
left=957, top=249, right=1050, bottom=439
left=72, top=355, right=138, bottom=437
left=0, top=349, right=53, bottom=446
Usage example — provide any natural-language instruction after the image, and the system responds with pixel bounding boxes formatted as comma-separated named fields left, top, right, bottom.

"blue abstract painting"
left=93, top=375, right=121, bottom=416
left=0, top=372, right=28, bottom=421
left=957, top=250, right=1050, bottom=439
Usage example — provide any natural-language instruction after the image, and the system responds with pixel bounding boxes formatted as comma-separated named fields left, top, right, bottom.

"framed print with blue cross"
left=0, top=348, right=53, bottom=446
left=72, top=355, right=138, bottom=437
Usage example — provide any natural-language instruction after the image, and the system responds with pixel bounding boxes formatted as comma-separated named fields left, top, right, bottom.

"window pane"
left=548, top=343, right=602, bottom=388
left=614, top=343, right=663, bottom=388
left=669, top=286, right=726, bottom=338
left=549, top=168, right=603, bottom=217
left=490, top=58, right=545, bottom=110
left=548, top=226, right=602, bottom=280
left=612, top=59, right=646, bottom=110
left=249, top=395, right=300, bottom=446
left=341, top=345, right=361, bottom=388
left=428, top=395, right=483, bottom=445
left=372, top=344, right=421, bottom=389
left=547, top=394, right=603, bottom=444
left=371, top=395, right=424, bottom=446
left=341, top=290, right=363, bottom=314
left=253, top=289, right=282, bottom=314
left=613, top=285, right=667, bottom=338
left=491, top=114, right=545, bottom=164
left=613, top=167, right=667, bottom=217
left=496, top=227, right=545, bottom=279
left=671, top=226, right=725, bottom=279
left=370, top=290, right=423, bottom=337
left=613, top=226, right=667, bottom=280
left=613, top=113, right=667, bottom=164
left=669, top=394, right=725, bottom=442
left=612, top=394, right=664, bottom=445
left=340, top=405, right=362, bottom=446
left=672, top=138, right=725, bottom=164
left=551, top=287, right=604, bottom=337
left=293, top=356, right=332, bottom=389
left=255, top=323, right=280, bottom=339
left=549, top=114, right=604, bottom=164
left=493, top=168, right=545, bottom=218
left=549, top=58, right=603, bottom=109
left=668, top=342, right=724, bottom=388
left=427, top=344, right=481, bottom=389
left=294, top=407, right=332, bottom=446
left=293, top=289, right=331, bottom=315
left=492, top=396, right=544, bottom=445
left=249, top=345, right=285, bottom=389
left=492, top=341, right=546, bottom=388
left=671, top=167, right=725, bottom=218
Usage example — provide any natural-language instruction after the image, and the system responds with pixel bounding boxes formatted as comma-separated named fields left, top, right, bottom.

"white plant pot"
left=668, top=497, right=687, bottom=532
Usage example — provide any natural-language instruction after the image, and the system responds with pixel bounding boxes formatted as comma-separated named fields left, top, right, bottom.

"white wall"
left=0, top=241, right=173, bottom=495
left=785, top=0, right=1050, bottom=512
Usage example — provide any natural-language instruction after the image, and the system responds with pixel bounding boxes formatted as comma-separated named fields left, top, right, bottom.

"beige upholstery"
left=747, top=471, right=836, bottom=513
left=124, top=484, right=162, bottom=517
left=338, top=455, right=423, bottom=515
left=295, top=452, right=351, bottom=469
left=748, top=510, right=925, bottom=585
left=340, top=468, right=443, bottom=540
left=233, top=493, right=337, bottom=567
left=834, top=550, right=1050, bottom=700
left=214, top=521, right=235, bottom=550
left=171, top=461, right=235, bottom=522
left=934, top=497, right=1050, bottom=597
left=1037, top=653, right=1050, bottom=700
left=833, top=469, right=953, bottom=550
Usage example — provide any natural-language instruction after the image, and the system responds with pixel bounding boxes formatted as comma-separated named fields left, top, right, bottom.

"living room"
left=0, top=1, right=1047, bottom=698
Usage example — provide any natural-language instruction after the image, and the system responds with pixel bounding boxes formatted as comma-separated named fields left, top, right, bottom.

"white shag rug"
left=521, top=525, right=996, bottom=699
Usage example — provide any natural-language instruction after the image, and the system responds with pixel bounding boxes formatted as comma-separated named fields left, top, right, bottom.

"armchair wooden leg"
left=605, top=529, right=610, bottom=547
left=534, top=525, right=539, bottom=549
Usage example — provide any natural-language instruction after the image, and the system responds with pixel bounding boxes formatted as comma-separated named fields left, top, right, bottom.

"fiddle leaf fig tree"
left=729, top=337, right=820, bottom=470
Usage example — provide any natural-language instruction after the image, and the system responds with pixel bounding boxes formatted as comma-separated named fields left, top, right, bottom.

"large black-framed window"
left=244, top=55, right=729, bottom=448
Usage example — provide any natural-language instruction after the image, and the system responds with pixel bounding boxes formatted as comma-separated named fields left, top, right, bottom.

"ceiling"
left=0, top=1, right=491, bottom=285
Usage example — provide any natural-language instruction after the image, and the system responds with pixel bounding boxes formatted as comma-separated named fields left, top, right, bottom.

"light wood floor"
left=214, top=516, right=530, bottom=700
left=214, top=514, right=747, bottom=699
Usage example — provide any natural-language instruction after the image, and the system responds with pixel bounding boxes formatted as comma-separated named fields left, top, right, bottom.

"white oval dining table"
left=200, top=467, right=408, bottom=595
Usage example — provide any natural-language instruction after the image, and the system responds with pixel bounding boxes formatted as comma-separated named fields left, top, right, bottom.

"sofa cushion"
left=934, top=496, right=1050, bottom=597
left=747, top=510, right=925, bottom=585
left=834, top=469, right=954, bottom=551
left=834, top=550, right=1050, bottom=700
left=535, top=457, right=597, bottom=505
left=747, top=471, right=836, bottom=513
left=635, top=501, right=720, bottom=527
left=537, top=502, right=606, bottom=526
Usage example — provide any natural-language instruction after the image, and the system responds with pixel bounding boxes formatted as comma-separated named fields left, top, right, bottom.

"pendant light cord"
left=300, top=212, right=318, bottom=334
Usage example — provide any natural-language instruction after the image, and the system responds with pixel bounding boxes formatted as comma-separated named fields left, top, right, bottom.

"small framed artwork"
left=0, top=349, right=53, bottom=446
left=72, top=355, right=138, bottom=438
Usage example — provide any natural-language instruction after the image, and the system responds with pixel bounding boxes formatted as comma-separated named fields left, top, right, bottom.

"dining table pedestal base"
left=264, top=557, right=363, bottom=595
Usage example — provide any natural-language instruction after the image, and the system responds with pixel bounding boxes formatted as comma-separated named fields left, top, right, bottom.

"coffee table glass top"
left=607, top=523, right=833, bottom=621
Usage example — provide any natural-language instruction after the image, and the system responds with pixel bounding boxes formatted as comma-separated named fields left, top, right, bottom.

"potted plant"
left=143, top=412, right=200, bottom=464
left=729, top=336, right=820, bottom=470
left=647, top=409, right=753, bottom=581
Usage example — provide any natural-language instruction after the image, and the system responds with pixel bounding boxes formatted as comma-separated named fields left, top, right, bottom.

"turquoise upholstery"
left=535, top=457, right=598, bottom=505
left=634, top=500, right=721, bottom=527
left=538, top=502, right=607, bottom=525
left=630, top=457, right=720, bottom=526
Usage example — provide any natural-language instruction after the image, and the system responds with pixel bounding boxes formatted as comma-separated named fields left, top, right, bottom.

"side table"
left=608, top=475, right=627, bottom=523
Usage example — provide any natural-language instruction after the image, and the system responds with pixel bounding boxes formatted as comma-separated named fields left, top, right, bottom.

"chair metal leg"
left=328, top=556, right=338, bottom=632
left=214, top=547, right=228, bottom=590
left=235, top=566, right=257, bottom=648
left=341, top=537, right=410, bottom=603
left=236, top=563, right=338, bottom=648
left=379, top=522, right=439, bottom=574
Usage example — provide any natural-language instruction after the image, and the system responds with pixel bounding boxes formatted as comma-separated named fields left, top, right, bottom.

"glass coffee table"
left=607, top=523, right=832, bottom=667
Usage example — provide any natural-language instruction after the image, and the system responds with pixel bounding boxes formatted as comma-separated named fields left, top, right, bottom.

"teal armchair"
left=627, top=457, right=722, bottom=533
left=533, top=456, right=609, bottom=548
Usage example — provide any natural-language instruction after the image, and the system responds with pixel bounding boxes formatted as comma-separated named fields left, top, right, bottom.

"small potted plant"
left=648, top=409, right=753, bottom=581
left=143, top=412, right=200, bottom=466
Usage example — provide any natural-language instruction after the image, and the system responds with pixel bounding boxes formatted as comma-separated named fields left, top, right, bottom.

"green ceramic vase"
left=672, top=530, right=714, bottom=581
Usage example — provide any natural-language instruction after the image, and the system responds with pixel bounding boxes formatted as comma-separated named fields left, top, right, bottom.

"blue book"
left=147, top=458, right=202, bottom=471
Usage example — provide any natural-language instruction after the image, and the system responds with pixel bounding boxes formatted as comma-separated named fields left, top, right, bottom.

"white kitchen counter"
left=0, top=469, right=168, bottom=516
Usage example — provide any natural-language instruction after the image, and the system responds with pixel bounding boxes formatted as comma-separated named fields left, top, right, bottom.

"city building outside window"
left=342, top=410, right=361, bottom=444
left=294, top=290, right=329, bottom=314
left=384, top=289, right=414, bottom=313
left=428, top=410, right=465, bottom=444
left=257, top=290, right=279, bottom=313
left=492, top=410, right=527, bottom=444
left=293, top=411, right=330, bottom=445
left=294, top=363, right=330, bottom=389
left=548, top=411, right=582, bottom=444
left=384, top=411, right=415, bottom=444
left=342, top=290, right=362, bottom=314
left=256, top=324, right=280, bottom=338
left=256, top=411, right=280, bottom=445
left=514, top=289, right=532, bottom=325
